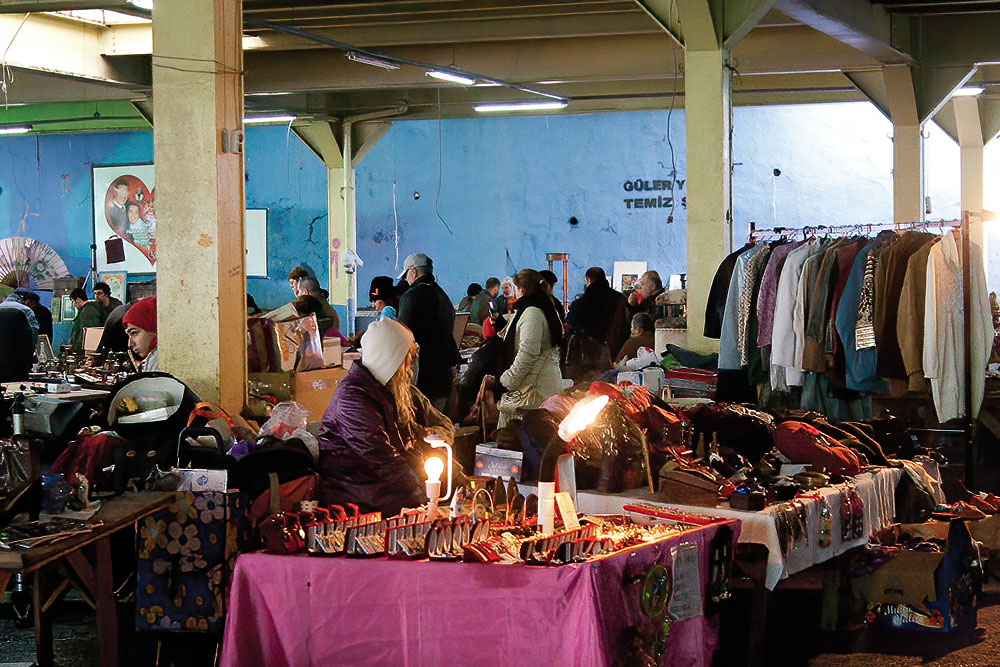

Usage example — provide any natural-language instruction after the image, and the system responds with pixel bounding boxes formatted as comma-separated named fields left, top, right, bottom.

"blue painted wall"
left=355, top=111, right=688, bottom=302
left=3, top=104, right=995, bottom=321
left=356, top=102, right=999, bottom=302
left=0, top=126, right=327, bottom=312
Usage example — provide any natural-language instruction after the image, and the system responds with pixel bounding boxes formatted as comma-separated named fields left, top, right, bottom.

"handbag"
left=497, top=359, right=548, bottom=422
left=105, top=235, right=126, bottom=264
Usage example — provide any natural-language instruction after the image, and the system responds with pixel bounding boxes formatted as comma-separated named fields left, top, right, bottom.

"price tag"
left=555, top=491, right=580, bottom=531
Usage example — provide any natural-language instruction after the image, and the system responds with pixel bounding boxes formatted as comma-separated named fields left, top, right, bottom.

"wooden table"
left=1, top=381, right=111, bottom=403
left=0, top=492, right=175, bottom=667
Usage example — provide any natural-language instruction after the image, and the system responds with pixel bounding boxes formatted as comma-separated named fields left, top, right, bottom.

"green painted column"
left=684, top=47, right=732, bottom=353
left=152, top=0, right=247, bottom=411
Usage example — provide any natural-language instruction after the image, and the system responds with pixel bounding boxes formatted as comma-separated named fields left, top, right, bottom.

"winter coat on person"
left=397, top=274, right=461, bottom=400
left=317, top=362, right=420, bottom=515
left=0, top=306, right=33, bottom=382
left=316, top=362, right=455, bottom=516
left=497, top=294, right=565, bottom=428
left=70, top=301, right=106, bottom=353
left=565, top=276, right=629, bottom=356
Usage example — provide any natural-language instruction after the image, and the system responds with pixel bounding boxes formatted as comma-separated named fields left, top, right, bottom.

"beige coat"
left=497, top=306, right=563, bottom=428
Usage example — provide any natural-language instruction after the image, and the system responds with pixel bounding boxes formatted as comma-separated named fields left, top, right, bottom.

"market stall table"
left=0, top=491, right=175, bottom=667
left=2, top=381, right=110, bottom=438
left=221, top=518, right=740, bottom=667
left=525, top=467, right=902, bottom=590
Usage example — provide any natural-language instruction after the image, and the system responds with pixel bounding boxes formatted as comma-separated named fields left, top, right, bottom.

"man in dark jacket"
left=397, top=253, right=460, bottom=409
left=626, top=270, right=665, bottom=320
left=316, top=318, right=455, bottom=515
left=566, top=267, right=629, bottom=356
left=0, top=305, right=33, bottom=381
left=23, top=292, right=53, bottom=342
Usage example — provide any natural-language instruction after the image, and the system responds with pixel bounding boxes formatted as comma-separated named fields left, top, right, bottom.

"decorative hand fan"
left=0, top=237, right=71, bottom=290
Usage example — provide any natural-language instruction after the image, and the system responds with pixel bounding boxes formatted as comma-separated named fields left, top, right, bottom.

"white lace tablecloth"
left=524, top=466, right=902, bottom=590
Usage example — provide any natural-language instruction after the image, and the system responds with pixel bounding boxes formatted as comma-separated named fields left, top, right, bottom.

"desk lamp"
left=423, top=437, right=454, bottom=520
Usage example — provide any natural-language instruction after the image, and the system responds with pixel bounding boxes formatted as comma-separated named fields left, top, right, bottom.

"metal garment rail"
left=744, top=214, right=980, bottom=489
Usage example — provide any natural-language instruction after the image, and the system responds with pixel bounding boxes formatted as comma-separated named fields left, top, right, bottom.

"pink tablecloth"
left=220, top=520, right=739, bottom=667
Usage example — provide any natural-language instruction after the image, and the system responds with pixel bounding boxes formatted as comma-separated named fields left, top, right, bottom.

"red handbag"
left=259, top=473, right=308, bottom=554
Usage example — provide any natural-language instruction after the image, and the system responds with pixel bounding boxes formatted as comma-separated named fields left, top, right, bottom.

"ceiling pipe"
left=248, top=20, right=569, bottom=104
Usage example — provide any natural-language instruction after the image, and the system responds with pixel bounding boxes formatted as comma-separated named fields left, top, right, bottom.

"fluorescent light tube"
left=0, top=126, right=31, bottom=135
left=243, top=115, right=296, bottom=124
left=954, top=86, right=984, bottom=97
left=426, top=70, right=475, bottom=86
left=346, top=51, right=400, bottom=71
left=474, top=101, right=568, bottom=113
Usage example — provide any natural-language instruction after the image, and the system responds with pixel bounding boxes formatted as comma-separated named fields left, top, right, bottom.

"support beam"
left=775, top=0, right=910, bottom=63
left=685, top=46, right=733, bottom=353
left=0, top=12, right=148, bottom=87
left=954, top=96, right=985, bottom=250
left=722, top=0, right=780, bottom=49
left=293, top=118, right=395, bottom=332
left=884, top=64, right=925, bottom=223
left=153, top=0, right=246, bottom=411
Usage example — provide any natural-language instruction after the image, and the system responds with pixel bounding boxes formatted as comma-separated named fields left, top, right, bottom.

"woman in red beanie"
left=123, top=297, right=158, bottom=372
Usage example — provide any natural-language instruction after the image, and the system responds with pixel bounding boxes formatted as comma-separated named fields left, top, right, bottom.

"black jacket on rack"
left=704, top=243, right=752, bottom=339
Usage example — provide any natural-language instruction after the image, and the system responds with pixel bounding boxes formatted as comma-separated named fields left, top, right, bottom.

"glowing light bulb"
left=558, top=394, right=610, bottom=442
left=424, top=456, right=445, bottom=482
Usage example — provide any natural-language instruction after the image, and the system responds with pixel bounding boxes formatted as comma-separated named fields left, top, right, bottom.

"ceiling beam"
left=723, top=0, right=780, bottom=48
left=243, top=27, right=879, bottom=94
left=0, top=13, right=148, bottom=88
left=0, top=0, right=148, bottom=16
left=774, top=0, right=911, bottom=63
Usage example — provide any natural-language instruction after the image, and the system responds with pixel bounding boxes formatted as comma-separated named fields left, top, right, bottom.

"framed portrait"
left=92, top=163, right=156, bottom=273
left=613, top=261, right=647, bottom=292
left=98, top=272, right=127, bottom=303
left=93, top=163, right=266, bottom=278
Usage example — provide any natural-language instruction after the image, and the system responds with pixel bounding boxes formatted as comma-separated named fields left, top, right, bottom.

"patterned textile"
left=738, top=245, right=773, bottom=366
left=855, top=234, right=897, bottom=350
left=136, top=491, right=246, bottom=633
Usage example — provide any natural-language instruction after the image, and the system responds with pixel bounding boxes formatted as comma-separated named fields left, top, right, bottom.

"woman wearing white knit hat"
left=316, top=318, right=457, bottom=515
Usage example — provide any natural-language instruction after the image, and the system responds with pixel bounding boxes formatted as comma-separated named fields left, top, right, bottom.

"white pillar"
left=684, top=47, right=732, bottom=353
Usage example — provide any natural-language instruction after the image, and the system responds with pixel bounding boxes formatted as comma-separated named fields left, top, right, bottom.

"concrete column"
left=152, top=0, right=246, bottom=411
left=954, top=96, right=985, bottom=211
left=884, top=65, right=924, bottom=223
left=331, top=121, right=356, bottom=333
left=892, top=124, right=925, bottom=223
left=684, top=47, right=732, bottom=353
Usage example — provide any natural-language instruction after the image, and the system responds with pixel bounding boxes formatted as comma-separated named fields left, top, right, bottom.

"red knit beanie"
left=123, top=297, right=157, bottom=347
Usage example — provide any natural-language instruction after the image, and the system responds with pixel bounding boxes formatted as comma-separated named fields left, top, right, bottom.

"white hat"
left=397, top=252, right=432, bottom=280
left=360, top=318, right=415, bottom=385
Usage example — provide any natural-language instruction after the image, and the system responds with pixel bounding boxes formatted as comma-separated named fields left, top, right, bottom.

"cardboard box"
left=322, top=338, right=342, bottom=368
left=293, top=367, right=348, bottom=420
left=474, top=443, right=523, bottom=482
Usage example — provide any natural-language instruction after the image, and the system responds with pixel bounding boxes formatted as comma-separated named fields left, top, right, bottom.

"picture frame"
left=612, top=261, right=648, bottom=292
left=92, top=163, right=156, bottom=274
left=98, top=272, right=127, bottom=303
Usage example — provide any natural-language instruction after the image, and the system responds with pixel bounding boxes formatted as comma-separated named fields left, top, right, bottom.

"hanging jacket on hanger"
left=922, top=231, right=995, bottom=423
left=704, top=243, right=753, bottom=339
left=896, top=237, right=939, bottom=392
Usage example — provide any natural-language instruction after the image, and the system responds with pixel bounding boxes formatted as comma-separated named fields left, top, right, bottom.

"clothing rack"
left=745, top=214, right=982, bottom=490
left=747, top=218, right=962, bottom=242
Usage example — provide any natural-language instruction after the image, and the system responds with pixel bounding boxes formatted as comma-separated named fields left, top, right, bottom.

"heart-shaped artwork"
left=104, top=174, right=156, bottom=265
